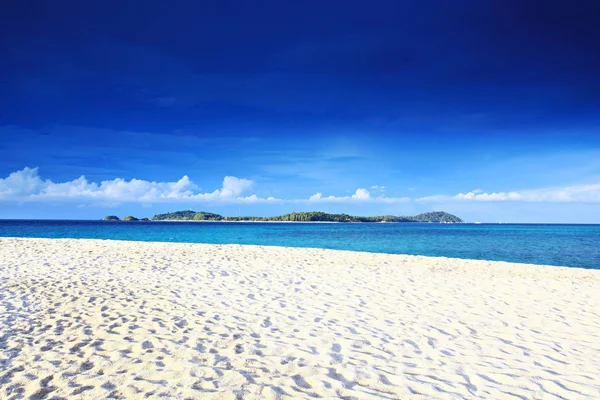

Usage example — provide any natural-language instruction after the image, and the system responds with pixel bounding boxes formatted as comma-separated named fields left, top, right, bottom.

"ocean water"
left=0, top=220, right=599, bottom=269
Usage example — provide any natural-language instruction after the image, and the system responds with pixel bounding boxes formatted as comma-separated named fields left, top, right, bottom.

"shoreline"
left=2, top=238, right=599, bottom=399
left=0, top=236, right=593, bottom=270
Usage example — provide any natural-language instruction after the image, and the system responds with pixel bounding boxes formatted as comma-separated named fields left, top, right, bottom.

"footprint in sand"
left=291, top=374, right=312, bottom=389
left=72, top=385, right=94, bottom=395
left=79, top=361, right=95, bottom=372
left=261, top=318, right=272, bottom=328
left=142, top=340, right=154, bottom=350
left=70, top=340, right=89, bottom=353
left=330, top=343, right=343, bottom=364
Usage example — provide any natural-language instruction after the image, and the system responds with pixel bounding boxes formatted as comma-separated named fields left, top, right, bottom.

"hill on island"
left=151, top=210, right=464, bottom=223
left=151, top=211, right=224, bottom=221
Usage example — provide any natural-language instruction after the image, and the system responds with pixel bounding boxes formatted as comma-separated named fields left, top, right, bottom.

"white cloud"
left=4, top=167, right=600, bottom=207
left=0, top=167, right=47, bottom=198
left=218, top=176, right=254, bottom=197
left=0, top=167, right=271, bottom=204
left=305, top=188, right=408, bottom=204
left=419, top=183, right=600, bottom=203
left=0, top=168, right=411, bottom=205
left=308, top=193, right=324, bottom=201
left=370, top=185, right=387, bottom=191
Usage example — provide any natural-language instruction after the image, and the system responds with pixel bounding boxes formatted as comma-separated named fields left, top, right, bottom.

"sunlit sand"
left=1, top=238, right=599, bottom=399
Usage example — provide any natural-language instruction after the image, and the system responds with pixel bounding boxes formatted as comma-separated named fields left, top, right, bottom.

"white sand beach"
left=1, top=238, right=599, bottom=399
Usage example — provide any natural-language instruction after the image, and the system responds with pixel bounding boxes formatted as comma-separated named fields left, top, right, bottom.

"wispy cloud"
left=307, top=189, right=407, bottom=204
left=418, top=184, right=600, bottom=203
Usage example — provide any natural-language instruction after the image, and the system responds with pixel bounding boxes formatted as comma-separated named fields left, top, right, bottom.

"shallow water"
left=1, top=220, right=599, bottom=269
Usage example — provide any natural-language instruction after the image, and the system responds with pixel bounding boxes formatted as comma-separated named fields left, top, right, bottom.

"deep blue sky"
left=1, top=0, right=599, bottom=222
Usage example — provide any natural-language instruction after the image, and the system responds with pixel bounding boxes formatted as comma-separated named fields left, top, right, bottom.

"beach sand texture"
left=1, top=238, right=599, bottom=399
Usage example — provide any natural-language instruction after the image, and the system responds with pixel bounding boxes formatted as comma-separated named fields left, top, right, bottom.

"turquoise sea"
left=0, top=220, right=598, bottom=269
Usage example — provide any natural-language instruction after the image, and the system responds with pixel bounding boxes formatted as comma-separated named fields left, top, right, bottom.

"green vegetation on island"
left=102, top=215, right=151, bottom=221
left=150, top=210, right=464, bottom=223
left=151, top=211, right=224, bottom=221
left=411, top=211, right=465, bottom=223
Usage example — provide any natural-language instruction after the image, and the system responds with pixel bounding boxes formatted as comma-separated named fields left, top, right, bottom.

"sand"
left=0, top=238, right=599, bottom=399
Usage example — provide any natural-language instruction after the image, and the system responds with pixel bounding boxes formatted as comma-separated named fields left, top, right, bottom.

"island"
left=102, top=215, right=151, bottom=221
left=151, top=210, right=464, bottom=223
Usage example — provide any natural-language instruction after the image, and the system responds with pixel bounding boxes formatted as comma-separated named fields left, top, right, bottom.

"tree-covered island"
left=102, top=216, right=150, bottom=221
left=150, top=210, right=464, bottom=223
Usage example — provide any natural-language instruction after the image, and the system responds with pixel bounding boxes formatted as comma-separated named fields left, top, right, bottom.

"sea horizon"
left=3, top=218, right=600, bottom=225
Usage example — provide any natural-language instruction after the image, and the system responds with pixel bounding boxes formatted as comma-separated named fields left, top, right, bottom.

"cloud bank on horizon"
left=2, top=167, right=599, bottom=206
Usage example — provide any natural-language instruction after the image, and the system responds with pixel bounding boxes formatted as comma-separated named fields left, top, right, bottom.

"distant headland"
left=103, top=210, right=464, bottom=223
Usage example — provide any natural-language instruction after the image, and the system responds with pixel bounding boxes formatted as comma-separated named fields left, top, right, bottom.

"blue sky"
left=1, top=1, right=599, bottom=222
